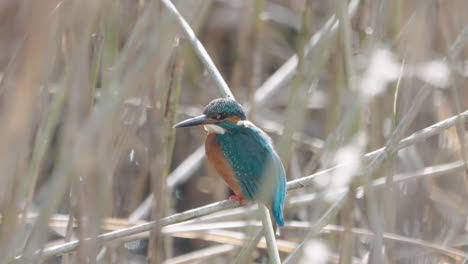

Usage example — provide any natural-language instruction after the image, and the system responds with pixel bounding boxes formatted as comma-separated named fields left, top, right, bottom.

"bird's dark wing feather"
left=216, top=123, right=286, bottom=226
left=216, top=125, right=276, bottom=200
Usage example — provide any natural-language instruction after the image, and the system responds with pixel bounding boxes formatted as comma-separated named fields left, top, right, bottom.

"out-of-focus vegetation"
left=0, top=0, right=467, bottom=263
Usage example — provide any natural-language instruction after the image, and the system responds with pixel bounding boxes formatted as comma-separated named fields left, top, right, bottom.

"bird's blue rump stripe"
left=271, top=152, right=286, bottom=227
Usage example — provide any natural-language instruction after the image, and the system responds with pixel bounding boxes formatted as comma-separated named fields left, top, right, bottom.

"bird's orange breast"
left=205, top=133, right=244, bottom=198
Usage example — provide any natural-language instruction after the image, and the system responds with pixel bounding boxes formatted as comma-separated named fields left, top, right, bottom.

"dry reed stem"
left=129, top=0, right=361, bottom=224
left=163, top=244, right=237, bottom=264
left=23, top=108, right=468, bottom=260
left=160, top=0, right=234, bottom=99
left=258, top=203, right=281, bottom=263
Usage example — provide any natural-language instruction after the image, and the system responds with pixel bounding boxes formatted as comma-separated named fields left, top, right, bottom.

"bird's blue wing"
left=269, top=151, right=286, bottom=226
left=216, top=126, right=269, bottom=199
left=216, top=124, right=286, bottom=226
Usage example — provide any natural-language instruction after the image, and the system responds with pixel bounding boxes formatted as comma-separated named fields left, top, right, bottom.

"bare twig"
left=18, top=158, right=463, bottom=235
left=254, top=0, right=360, bottom=104
left=163, top=244, right=237, bottom=264
left=12, top=154, right=465, bottom=261
left=170, top=228, right=297, bottom=253
left=129, top=146, right=205, bottom=222
left=232, top=229, right=263, bottom=264
left=23, top=80, right=67, bottom=217
left=332, top=1, right=357, bottom=262
left=160, top=0, right=234, bottom=99
left=283, top=193, right=347, bottom=264
left=28, top=109, right=468, bottom=260
left=164, top=222, right=468, bottom=261
left=158, top=3, right=285, bottom=260
left=322, top=225, right=468, bottom=261
left=157, top=221, right=468, bottom=258
left=287, top=109, right=468, bottom=191
left=365, top=84, right=433, bottom=263
left=448, top=25, right=468, bottom=59
left=444, top=24, right=468, bottom=197
left=33, top=143, right=467, bottom=260
left=277, top=2, right=312, bottom=165
left=167, top=222, right=468, bottom=261
left=129, top=0, right=360, bottom=223
left=164, top=222, right=462, bottom=261
left=258, top=203, right=281, bottom=263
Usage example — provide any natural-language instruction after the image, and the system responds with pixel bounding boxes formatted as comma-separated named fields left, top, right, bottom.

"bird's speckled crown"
left=203, top=98, right=246, bottom=120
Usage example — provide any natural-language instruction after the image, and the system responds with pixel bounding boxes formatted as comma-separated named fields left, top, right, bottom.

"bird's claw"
left=229, top=195, right=243, bottom=205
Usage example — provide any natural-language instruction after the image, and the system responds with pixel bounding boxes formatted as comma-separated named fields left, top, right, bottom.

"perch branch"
left=258, top=203, right=281, bottom=263
left=17, top=111, right=468, bottom=259
left=129, top=0, right=361, bottom=223
left=163, top=244, right=237, bottom=264
left=26, top=108, right=468, bottom=260
left=130, top=0, right=359, bottom=225
left=167, top=222, right=468, bottom=260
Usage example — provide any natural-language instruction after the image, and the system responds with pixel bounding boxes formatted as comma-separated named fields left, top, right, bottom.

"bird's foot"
left=229, top=195, right=243, bottom=205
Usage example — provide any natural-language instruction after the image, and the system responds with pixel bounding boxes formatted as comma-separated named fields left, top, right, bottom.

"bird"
left=175, top=97, right=286, bottom=227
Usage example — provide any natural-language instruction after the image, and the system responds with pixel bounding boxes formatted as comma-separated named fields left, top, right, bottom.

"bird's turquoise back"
left=215, top=121, right=286, bottom=226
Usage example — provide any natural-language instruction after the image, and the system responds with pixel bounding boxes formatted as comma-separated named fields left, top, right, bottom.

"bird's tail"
left=267, top=155, right=287, bottom=229
left=261, top=154, right=286, bottom=230
left=269, top=208, right=281, bottom=236
left=272, top=180, right=285, bottom=227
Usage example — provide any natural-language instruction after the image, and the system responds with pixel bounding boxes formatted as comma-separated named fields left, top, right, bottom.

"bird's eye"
left=215, top=114, right=222, bottom=120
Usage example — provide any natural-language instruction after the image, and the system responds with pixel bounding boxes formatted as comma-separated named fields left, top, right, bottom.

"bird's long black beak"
left=174, top=114, right=217, bottom=128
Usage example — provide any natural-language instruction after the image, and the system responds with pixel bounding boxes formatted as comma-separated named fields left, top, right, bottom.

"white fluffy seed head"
left=300, top=240, right=330, bottom=264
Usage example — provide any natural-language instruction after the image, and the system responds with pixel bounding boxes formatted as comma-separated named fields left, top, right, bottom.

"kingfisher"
left=175, top=97, right=286, bottom=227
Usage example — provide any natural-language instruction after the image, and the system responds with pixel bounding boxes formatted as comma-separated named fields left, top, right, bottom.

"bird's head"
left=175, top=98, right=247, bottom=134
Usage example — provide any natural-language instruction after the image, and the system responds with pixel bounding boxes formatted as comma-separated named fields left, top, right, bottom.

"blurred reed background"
left=0, top=0, right=467, bottom=263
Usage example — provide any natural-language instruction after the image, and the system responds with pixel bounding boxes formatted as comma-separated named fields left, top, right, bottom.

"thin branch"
left=129, top=146, right=205, bottom=222
left=129, top=0, right=360, bottom=223
left=364, top=82, right=441, bottom=263
left=321, top=225, right=468, bottom=261
left=373, top=160, right=464, bottom=187
left=286, top=159, right=465, bottom=210
left=28, top=110, right=468, bottom=260
left=163, top=244, right=237, bottom=264
left=145, top=220, right=468, bottom=261
left=258, top=203, right=281, bottom=263
left=283, top=193, right=347, bottom=264
left=25, top=158, right=465, bottom=234
left=30, top=200, right=237, bottom=260
left=160, top=0, right=234, bottom=99
left=12, top=154, right=464, bottom=261
left=448, top=24, right=468, bottom=59
left=287, top=109, right=468, bottom=191
left=167, top=228, right=297, bottom=253
left=167, top=222, right=468, bottom=261
left=232, top=229, right=263, bottom=264
left=157, top=221, right=468, bottom=261
left=18, top=156, right=464, bottom=261
left=364, top=86, right=432, bottom=176
left=254, top=0, right=360, bottom=104
left=276, top=0, right=310, bottom=165
left=445, top=23, right=468, bottom=198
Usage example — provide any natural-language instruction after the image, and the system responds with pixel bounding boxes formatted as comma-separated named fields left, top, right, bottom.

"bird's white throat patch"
left=237, top=120, right=255, bottom=128
left=204, top=124, right=226, bottom=134
left=204, top=120, right=254, bottom=134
